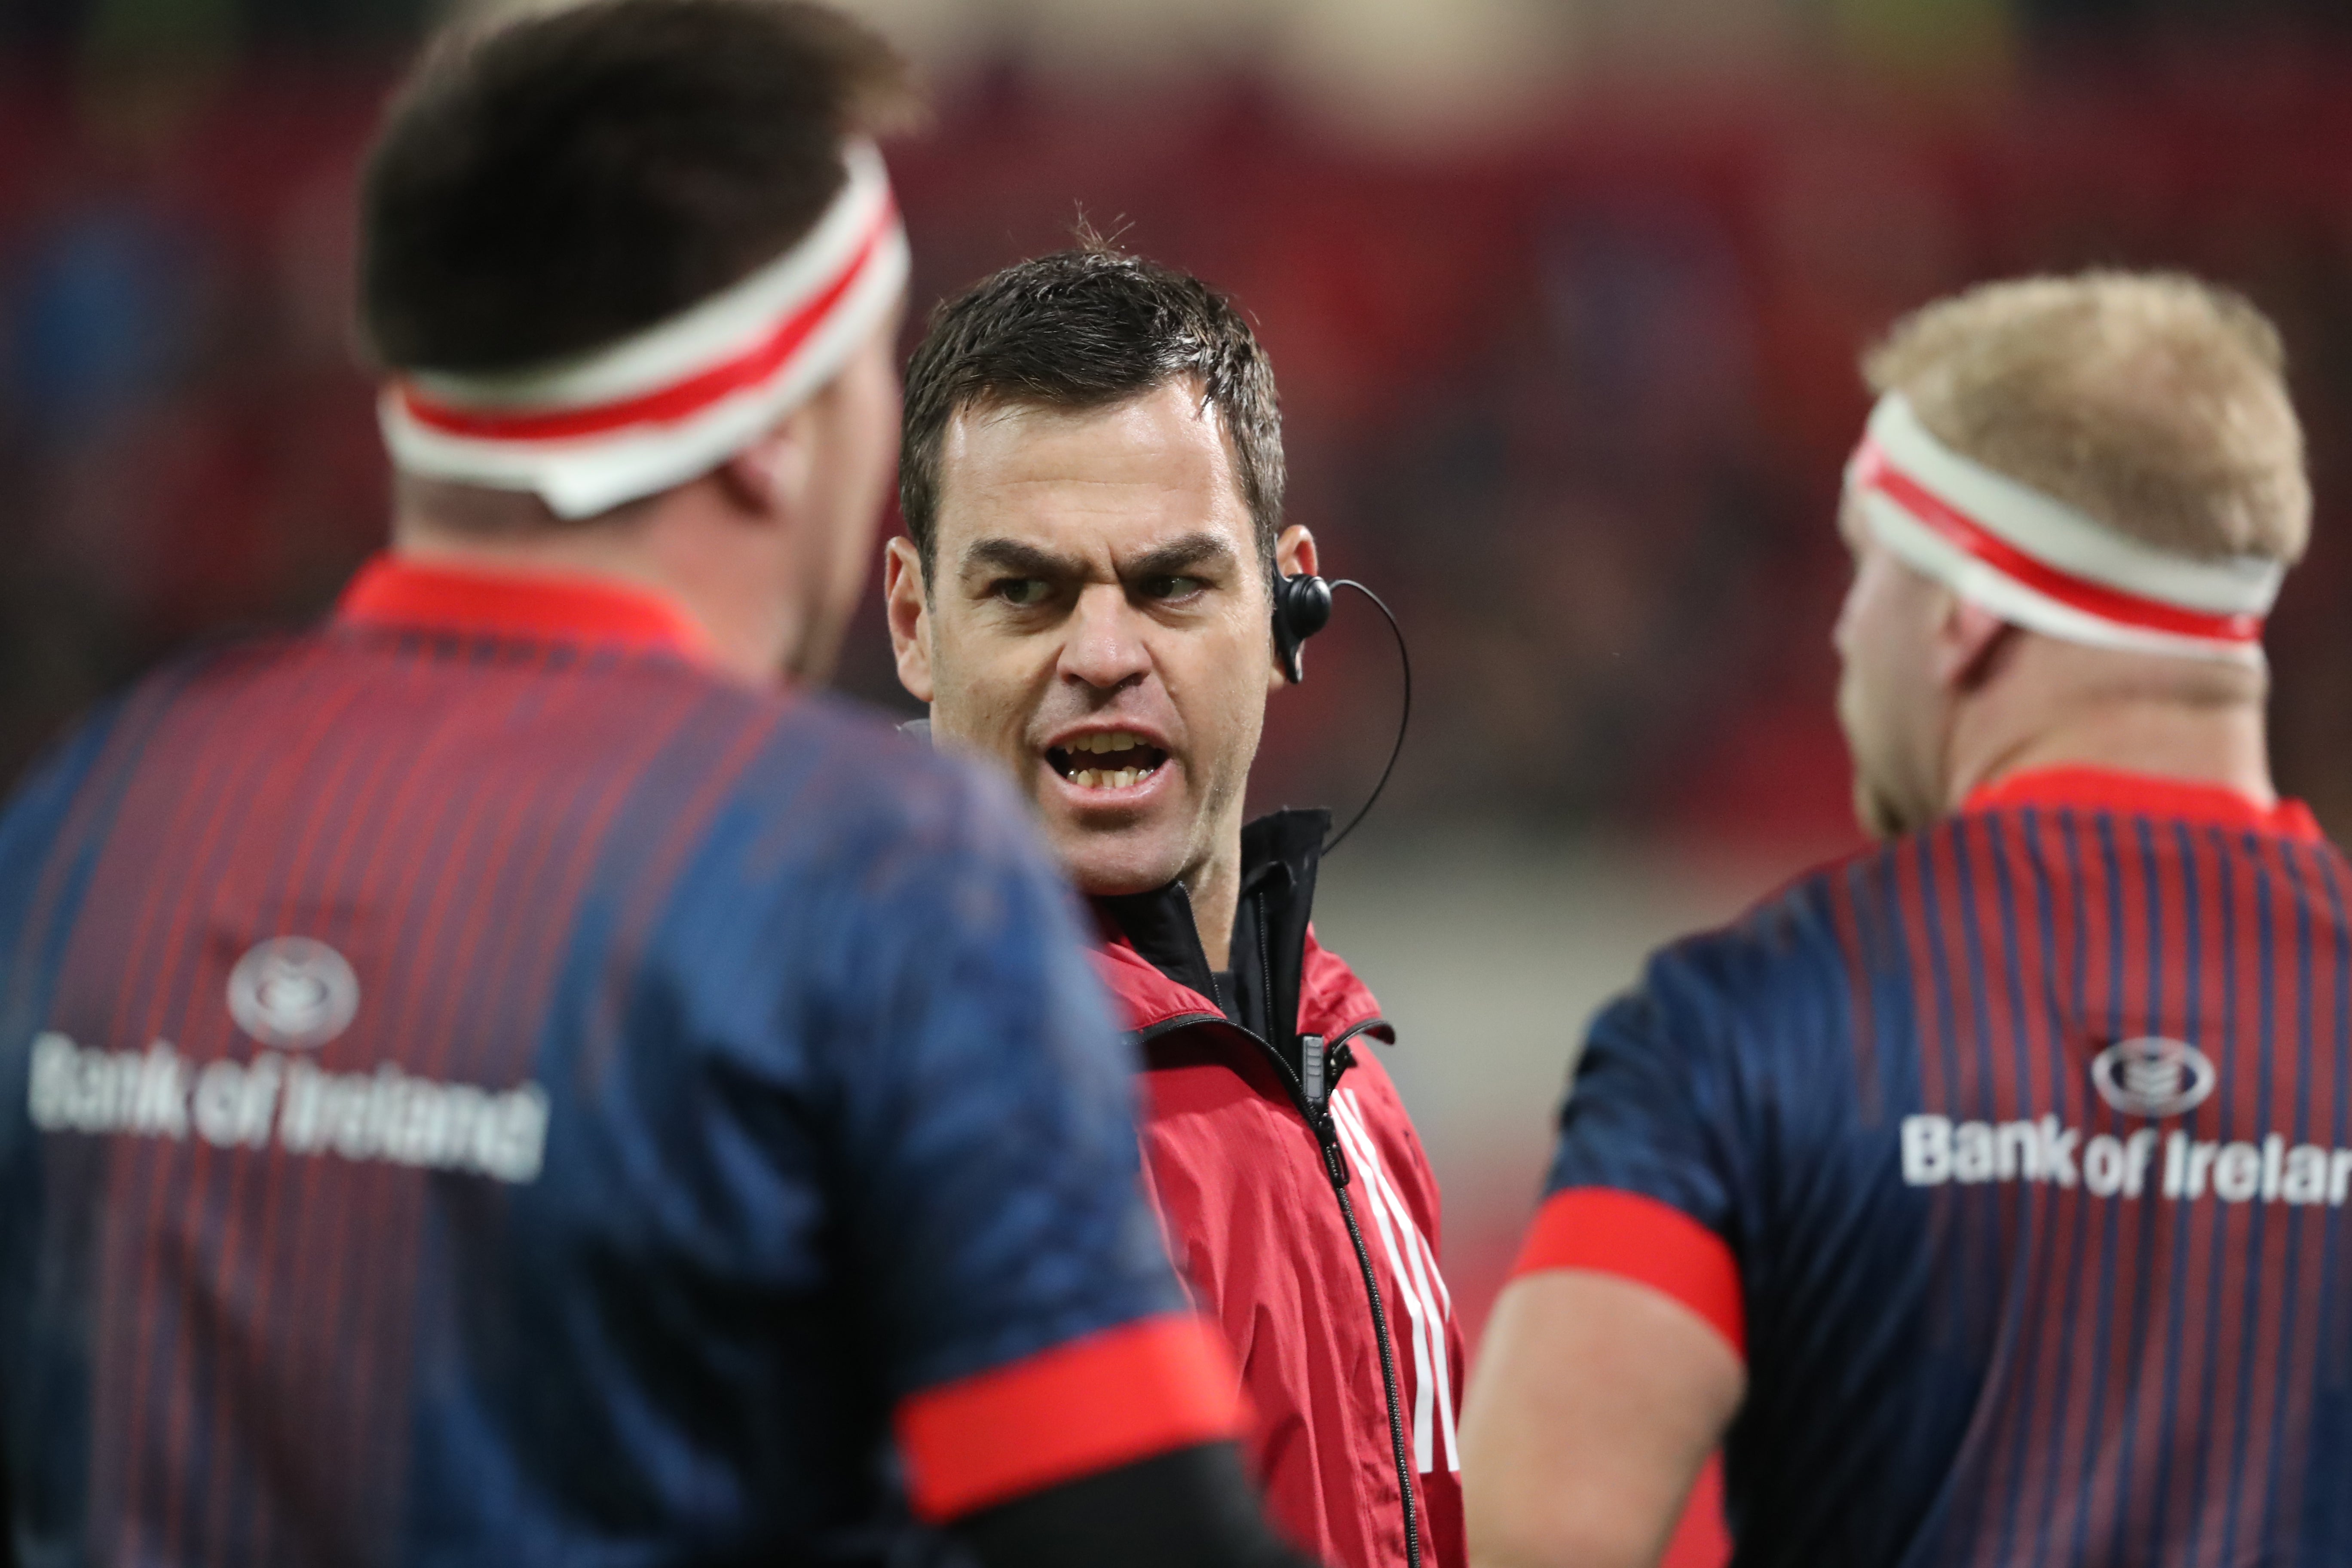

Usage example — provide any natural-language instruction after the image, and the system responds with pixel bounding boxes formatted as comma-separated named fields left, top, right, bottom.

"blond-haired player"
left=1464, top=272, right=2343, bottom=1568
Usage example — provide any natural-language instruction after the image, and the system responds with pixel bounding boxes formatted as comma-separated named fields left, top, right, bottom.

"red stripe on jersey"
left=2231, top=832, right=2307, bottom=1553
left=337, top=556, right=715, bottom=663
left=1827, top=866, right=1884, bottom=1126
left=1852, top=440, right=2264, bottom=646
left=895, top=1314, right=1244, bottom=1521
left=2040, top=806, right=2123, bottom=1558
left=90, top=651, right=367, bottom=1555
left=394, top=198, right=898, bottom=443
left=1507, top=1188, right=1746, bottom=1359
left=1891, top=839, right=1956, bottom=1168
left=1963, top=766, right=2321, bottom=843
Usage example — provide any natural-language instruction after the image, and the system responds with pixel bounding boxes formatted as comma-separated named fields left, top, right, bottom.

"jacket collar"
left=1091, top=926, right=1385, bottom=1042
left=1963, top=765, right=2322, bottom=842
left=335, top=554, right=718, bottom=665
left=1090, top=808, right=1386, bottom=1053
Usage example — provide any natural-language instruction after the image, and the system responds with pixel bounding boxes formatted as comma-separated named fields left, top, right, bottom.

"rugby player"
left=884, top=245, right=1467, bottom=1568
left=0, top=5, right=1318, bottom=1564
left=1461, top=272, right=2340, bottom=1566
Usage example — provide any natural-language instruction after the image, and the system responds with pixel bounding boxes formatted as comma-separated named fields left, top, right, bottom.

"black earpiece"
left=1270, top=571, right=1412, bottom=856
left=1272, top=571, right=1334, bottom=685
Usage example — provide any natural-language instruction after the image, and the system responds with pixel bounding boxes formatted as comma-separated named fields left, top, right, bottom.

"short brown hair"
left=899, top=243, right=1284, bottom=584
left=1863, top=271, right=2310, bottom=564
left=361, top=0, right=914, bottom=375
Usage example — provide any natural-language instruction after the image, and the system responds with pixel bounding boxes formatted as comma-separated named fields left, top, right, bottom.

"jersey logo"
left=227, top=937, right=360, bottom=1050
left=2089, top=1036, right=2217, bottom=1120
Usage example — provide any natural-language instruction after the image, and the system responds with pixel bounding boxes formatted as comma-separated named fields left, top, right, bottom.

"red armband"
left=895, top=1313, right=1243, bottom=1521
left=1509, top=1188, right=1745, bottom=1359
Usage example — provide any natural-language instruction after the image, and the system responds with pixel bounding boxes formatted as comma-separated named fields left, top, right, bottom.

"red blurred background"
left=7, top=5, right=2352, bottom=1560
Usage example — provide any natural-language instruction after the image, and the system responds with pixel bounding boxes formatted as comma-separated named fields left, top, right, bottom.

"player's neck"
left=392, top=503, right=795, bottom=687
left=1946, top=669, right=2277, bottom=811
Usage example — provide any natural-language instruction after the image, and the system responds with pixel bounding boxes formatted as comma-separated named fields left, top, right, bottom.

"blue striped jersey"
left=1516, top=766, right=2352, bottom=1568
left=0, top=557, right=1237, bottom=1567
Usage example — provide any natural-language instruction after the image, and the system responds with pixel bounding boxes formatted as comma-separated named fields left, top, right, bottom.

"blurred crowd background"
left=6, top=0, right=2352, bottom=1386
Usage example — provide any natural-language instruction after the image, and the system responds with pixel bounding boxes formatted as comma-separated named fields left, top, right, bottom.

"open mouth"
left=1046, top=730, right=1170, bottom=792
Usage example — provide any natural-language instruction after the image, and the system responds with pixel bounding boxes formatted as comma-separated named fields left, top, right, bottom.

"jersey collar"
left=335, top=554, right=717, bottom=665
left=1963, top=765, right=2322, bottom=842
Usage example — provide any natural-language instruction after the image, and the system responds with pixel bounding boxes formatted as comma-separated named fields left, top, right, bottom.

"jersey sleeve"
left=806, top=754, right=1240, bottom=1521
left=1512, top=935, right=1758, bottom=1357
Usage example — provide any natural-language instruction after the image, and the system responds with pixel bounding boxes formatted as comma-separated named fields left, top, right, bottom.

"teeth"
left=1065, top=763, right=1158, bottom=790
left=1069, top=731, right=1144, bottom=755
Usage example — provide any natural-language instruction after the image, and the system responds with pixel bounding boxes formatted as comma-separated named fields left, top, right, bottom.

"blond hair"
left=1863, top=271, right=2310, bottom=564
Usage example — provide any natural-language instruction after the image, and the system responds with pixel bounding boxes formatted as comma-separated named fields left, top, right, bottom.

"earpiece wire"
left=1322, top=579, right=1410, bottom=854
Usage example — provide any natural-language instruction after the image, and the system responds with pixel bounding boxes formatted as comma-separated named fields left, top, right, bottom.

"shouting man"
left=886, top=245, right=1466, bottom=1568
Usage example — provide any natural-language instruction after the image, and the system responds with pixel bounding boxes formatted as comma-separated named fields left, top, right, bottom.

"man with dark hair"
left=0, top=6, right=1316, bottom=1565
left=886, top=245, right=1467, bottom=1568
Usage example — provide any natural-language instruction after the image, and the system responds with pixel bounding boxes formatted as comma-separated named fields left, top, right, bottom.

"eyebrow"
left=1122, top=533, right=1240, bottom=581
left=956, top=531, right=1242, bottom=585
left=959, top=537, right=1087, bottom=582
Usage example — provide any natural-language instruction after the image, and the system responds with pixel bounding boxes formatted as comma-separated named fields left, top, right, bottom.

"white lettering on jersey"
left=28, top=1031, right=547, bottom=1184
left=1900, top=1113, right=2352, bottom=1208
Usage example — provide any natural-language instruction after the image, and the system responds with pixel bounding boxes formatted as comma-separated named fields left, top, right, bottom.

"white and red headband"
left=1845, top=394, right=2284, bottom=665
left=380, top=138, right=910, bottom=520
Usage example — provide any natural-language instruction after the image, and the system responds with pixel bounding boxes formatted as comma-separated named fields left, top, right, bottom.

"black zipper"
left=1133, top=1005, right=1423, bottom=1568
left=1314, top=1069, right=1424, bottom=1568
left=1256, top=889, right=1279, bottom=1059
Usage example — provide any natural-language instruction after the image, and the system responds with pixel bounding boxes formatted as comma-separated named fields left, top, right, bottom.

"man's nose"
left=1057, top=584, right=1152, bottom=691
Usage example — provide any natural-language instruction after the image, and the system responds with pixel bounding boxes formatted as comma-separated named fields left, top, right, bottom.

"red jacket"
left=1088, top=818, right=1465, bottom=1568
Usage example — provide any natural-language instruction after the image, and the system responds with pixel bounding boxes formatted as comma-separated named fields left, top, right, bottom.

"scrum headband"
left=1844, top=394, right=2285, bottom=665
left=379, top=139, right=910, bottom=520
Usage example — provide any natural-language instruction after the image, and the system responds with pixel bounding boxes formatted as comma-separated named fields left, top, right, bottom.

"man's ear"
left=882, top=536, right=935, bottom=704
left=1268, top=524, right=1320, bottom=693
left=1932, top=590, right=2011, bottom=693
left=1274, top=524, right=1320, bottom=582
left=717, top=402, right=821, bottom=524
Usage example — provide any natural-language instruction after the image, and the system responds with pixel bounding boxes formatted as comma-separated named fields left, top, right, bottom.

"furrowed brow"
left=959, top=537, right=1085, bottom=584
left=1123, top=533, right=1240, bottom=582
